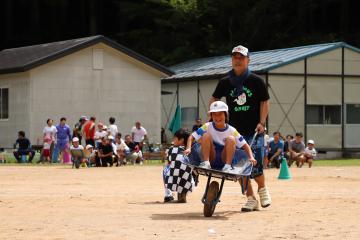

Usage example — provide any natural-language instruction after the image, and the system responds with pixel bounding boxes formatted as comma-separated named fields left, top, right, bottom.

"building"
left=161, top=42, right=360, bottom=157
left=0, top=35, right=173, bottom=147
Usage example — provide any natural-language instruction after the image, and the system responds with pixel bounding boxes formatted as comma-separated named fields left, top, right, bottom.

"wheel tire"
left=203, top=181, right=219, bottom=217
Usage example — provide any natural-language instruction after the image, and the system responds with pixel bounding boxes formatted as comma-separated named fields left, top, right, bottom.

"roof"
left=164, top=42, right=360, bottom=81
left=0, top=35, right=173, bottom=75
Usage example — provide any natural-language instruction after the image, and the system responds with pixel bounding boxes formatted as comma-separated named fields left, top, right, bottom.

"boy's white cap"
left=86, top=144, right=93, bottom=149
left=308, top=139, right=315, bottom=144
left=108, top=135, right=114, bottom=140
left=208, top=101, right=229, bottom=113
left=72, top=137, right=79, bottom=142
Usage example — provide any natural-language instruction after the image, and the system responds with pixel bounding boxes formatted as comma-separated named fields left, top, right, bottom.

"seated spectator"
left=85, top=144, right=95, bottom=167
left=124, top=134, right=143, bottom=165
left=192, top=118, right=202, bottom=132
left=115, top=133, right=129, bottom=166
left=70, top=137, right=86, bottom=168
left=13, top=131, right=35, bottom=163
left=288, top=132, right=306, bottom=167
left=266, top=131, right=284, bottom=169
left=97, top=137, right=114, bottom=167
left=283, top=134, right=294, bottom=162
left=301, top=139, right=317, bottom=168
left=94, top=123, right=108, bottom=149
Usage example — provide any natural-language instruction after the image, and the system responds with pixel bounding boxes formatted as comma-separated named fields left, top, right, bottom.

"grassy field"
left=1, top=151, right=360, bottom=166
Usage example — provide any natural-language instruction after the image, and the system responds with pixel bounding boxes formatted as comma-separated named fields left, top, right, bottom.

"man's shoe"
left=199, top=161, right=211, bottom=169
left=258, top=187, right=271, bottom=208
left=164, top=196, right=174, bottom=203
left=241, top=196, right=259, bottom=212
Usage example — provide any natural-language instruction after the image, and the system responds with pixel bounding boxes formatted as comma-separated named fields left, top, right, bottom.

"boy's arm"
left=184, top=136, right=194, bottom=155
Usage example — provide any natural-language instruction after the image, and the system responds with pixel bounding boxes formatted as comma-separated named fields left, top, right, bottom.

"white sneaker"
left=241, top=196, right=259, bottom=212
left=221, top=164, right=232, bottom=173
left=199, top=161, right=211, bottom=169
left=258, top=187, right=271, bottom=208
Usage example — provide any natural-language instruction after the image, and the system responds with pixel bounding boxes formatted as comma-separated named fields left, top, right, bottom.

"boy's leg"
left=200, top=133, right=216, bottom=162
left=13, top=151, right=21, bottom=162
left=28, top=150, right=35, bottom=162
left=308, top=158, right=313, bottom=168
left=221, top=136, right=236, bottom=165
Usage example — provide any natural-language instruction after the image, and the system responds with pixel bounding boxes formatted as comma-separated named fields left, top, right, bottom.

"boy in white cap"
left=185, top=101, right=256, bottom=172
left=302, top=140, right=317, bottom=168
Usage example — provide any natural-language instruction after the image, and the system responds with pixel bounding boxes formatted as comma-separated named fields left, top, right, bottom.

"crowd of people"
left=13, top=117, right=149, bottom=167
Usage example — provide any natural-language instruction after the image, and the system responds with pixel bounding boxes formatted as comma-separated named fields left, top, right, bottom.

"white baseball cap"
left=208, top=101, right=229, bottom=113
left=72, top=137, right=79, bottom=142
left=231, top=45, right=249, bottom=57
left=86, top=144, right=93, bottom=149
left=108, top=135, right=114, bottom=140
left=308, top=139, right=315, bottom=144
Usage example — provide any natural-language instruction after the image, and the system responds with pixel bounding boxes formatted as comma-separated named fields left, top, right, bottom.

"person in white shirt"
left=43, top=119, right=57, bottom=158
left=70, top=137, right=86, bottom=168
left=114, top=133, right=129, bottom=166
left=131, top=122, right=148, bottom=149
left=185, top=101, right=256, bottom=173
left=108, top=117, right=118, bottom=140
left=302, top=139, right=317, bottom=168
left=94, top=123, right=108, bottom=149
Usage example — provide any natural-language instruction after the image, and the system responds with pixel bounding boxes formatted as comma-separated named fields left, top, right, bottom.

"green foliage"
left=1, top=0, right=359, bottom=65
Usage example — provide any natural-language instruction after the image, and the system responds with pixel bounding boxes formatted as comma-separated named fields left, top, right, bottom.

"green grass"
left=1, top=151, right=360, bottom=166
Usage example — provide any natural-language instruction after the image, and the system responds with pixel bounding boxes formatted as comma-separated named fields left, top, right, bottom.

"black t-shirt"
left=126, top=141, right=136, bottom=152
left=98, top=143, right=113, bottom=156
left=16, top=138, right=31, bottom=150
left=192, top=124, right=201, bottom=132
left=212, top=72, right=269, bottom=136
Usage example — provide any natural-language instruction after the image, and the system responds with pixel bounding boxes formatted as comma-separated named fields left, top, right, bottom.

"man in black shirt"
left=210, top=45, right=271, bottom=212
left=13, top=131, right=35, bottom=163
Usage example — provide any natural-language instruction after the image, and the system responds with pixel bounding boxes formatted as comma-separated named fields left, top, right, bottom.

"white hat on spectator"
left=108, top=135, right=114, bottom=140
left=103, top=125, right=108, bottom=130
left=308, top=139, right=315, bottom=144
left=86, top=144, right=93, bottom=149
left=72, top=137, right=79, bottom=142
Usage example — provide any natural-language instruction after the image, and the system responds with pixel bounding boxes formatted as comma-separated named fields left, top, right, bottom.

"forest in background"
left=1, top=0, right=359, bottom=65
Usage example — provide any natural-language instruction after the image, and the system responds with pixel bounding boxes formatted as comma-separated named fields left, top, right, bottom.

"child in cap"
left=85, top=144, right=95, bottom=167
left=41, top=136, right=52, bottom=163
left=163, top=128, right=193, bottom=203
left=302, top=139, right=317, bottom=168
left=185, top=101, right=256, bottom=172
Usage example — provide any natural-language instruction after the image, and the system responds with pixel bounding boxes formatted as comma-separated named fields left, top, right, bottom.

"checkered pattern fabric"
left=165, top=146, right=193, bottom=194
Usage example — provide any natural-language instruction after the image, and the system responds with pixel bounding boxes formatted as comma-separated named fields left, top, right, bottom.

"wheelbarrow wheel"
left=203, top=181, right=219, bottom=217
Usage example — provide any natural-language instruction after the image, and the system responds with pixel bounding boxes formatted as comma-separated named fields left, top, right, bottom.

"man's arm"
left=256, top=100, right=269, bottom=133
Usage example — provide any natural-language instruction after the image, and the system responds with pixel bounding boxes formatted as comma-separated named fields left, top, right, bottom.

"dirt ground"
left=0, top=164, right=359, bottom=240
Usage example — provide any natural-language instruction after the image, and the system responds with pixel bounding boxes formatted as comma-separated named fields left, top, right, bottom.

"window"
left=306, top=105, right=341, bottom=125
left=346, top=104, right=360, bottom=124
left=0, top=88, right=9, bottom=119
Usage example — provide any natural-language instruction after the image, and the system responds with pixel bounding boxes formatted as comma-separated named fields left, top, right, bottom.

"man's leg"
left=13, top=151, right=21, bottom=163
left=28, top=150, right=35, bottom=162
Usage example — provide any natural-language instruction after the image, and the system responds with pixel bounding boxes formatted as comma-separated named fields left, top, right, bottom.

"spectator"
left=289, top=132, right=306, bottom=167
left=124, top=134, right=143, bottom=165
left=94, top=123, right=108, bottom=148
left=98, top=137, right=114, bottom=167
left=83, top=116, right=96, bottom=146
left=13, top=131, right=35, bottom=163
left=38, top=136, right=52, bottom=164
left=161, top=127, right=167, bottom=145
left=115, top=133, right=128, bottom=166
left=70, top=137, right=86, bottom=168
left=131, top=122, right=147, bottom=150
left=266, top=131, right=284, bottom=169
left=302, top=140, right=317, bottom=168
left=54, top=117, right=72, bottom=163
left=108, top=117, right=118, bottom=139
left=85, top=144, right=95, bottom=167
left=73, top=116, right=87, bottom=145
left=192, top=118, right=202, bottom=132
left=283, top=134, right=294, bottom=161
left=43, top=119, right=57, bottom=159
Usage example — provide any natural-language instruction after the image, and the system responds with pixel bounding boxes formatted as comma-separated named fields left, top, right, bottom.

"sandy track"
left=0, top=165, right=359, bottom=240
